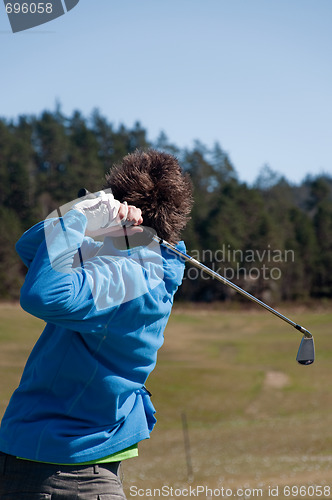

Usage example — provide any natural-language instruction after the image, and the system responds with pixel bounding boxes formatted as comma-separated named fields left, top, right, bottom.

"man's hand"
left=73, top=191, right=143, bottom=238
left=118, top=203, right=143, bottom=226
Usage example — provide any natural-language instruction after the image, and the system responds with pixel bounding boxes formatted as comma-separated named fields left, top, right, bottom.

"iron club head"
left=296, top=336, right=315, bottom=365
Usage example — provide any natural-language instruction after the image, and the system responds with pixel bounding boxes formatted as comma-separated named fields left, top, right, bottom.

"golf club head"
left=296, top=336, right=315, bottom=365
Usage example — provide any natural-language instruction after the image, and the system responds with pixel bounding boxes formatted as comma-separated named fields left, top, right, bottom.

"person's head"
left=105, top=149, right=193, bottom=244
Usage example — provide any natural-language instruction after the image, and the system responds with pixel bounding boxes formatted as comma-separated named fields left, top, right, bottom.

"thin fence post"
left=181, top=412, right=194, bottom=483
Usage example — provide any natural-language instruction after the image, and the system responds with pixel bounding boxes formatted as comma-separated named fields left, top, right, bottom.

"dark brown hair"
left=105, top=149, right=193, bottom=244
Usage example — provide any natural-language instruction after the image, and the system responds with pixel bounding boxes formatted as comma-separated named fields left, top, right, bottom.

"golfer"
left=0, top=149, right=193, bottom=499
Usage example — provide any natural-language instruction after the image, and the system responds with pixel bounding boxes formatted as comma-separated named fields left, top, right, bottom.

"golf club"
left=78, top=188, right=315, bottom=365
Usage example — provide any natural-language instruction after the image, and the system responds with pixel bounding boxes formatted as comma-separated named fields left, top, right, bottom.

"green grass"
left=0, top=303, right=42, bottom=414
left=0, top=302, right=331, bottom=498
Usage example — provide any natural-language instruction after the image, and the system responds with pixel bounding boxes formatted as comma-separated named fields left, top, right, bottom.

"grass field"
left=0, top=302, right=331, bottom=499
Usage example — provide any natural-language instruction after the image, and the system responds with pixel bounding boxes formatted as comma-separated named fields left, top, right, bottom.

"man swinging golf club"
left=0, top=149, right=193, bottom=499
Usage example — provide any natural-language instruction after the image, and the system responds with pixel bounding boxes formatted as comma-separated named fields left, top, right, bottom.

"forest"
left=0, top=108, right=331, bottom=302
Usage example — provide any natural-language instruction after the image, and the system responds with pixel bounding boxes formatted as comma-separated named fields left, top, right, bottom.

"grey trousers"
left=0, top=452, right=127, bottom=499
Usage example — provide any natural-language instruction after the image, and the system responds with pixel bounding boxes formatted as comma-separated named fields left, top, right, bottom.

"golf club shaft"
left=77, top=188, right=312, bottom=339
left=153, top=234, right=313, bottom=339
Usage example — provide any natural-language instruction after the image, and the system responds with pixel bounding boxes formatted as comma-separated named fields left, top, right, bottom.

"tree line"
left=0, top=108, right=331, bottom=302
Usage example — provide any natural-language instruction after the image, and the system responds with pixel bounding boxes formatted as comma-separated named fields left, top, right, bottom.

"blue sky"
left=1, top=0, right=331, bottom=184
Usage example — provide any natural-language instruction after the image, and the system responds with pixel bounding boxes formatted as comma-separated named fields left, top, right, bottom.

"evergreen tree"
left=312, top=200, right=332, bottom=297
left=66, top=110, right=104, bottom=197
left=282, top=208, right=318, bottom=300
left=0, top=207, right=24, bottom=299
left=0, top=107, right=331, bottom=301
left=0, top=119, right=12, bottom=206
left=90, top=109, right=117, bottom=174
left=5, top=116, right=35, bottom=228
left=154, top=131, right=180, bottom=156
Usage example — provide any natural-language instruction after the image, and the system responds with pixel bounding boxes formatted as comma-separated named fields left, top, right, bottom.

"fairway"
left=0, top=302, right=331, bottom=499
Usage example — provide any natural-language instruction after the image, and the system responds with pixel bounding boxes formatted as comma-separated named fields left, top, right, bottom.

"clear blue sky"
left=1, top=0, right=331, bottom=184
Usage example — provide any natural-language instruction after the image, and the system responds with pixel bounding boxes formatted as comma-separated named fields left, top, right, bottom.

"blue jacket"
left=0, top=210, right=185, bottom=463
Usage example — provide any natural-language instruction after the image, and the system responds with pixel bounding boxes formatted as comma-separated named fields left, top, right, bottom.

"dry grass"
left=0, top=302, right=331, bottom=499
left=122, top=303, right=332, bottom=498
left=0, top=302, right=42, bottom=415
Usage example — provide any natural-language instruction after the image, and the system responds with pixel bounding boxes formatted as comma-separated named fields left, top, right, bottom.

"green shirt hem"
left=17, top=443, right=138, bottom=465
